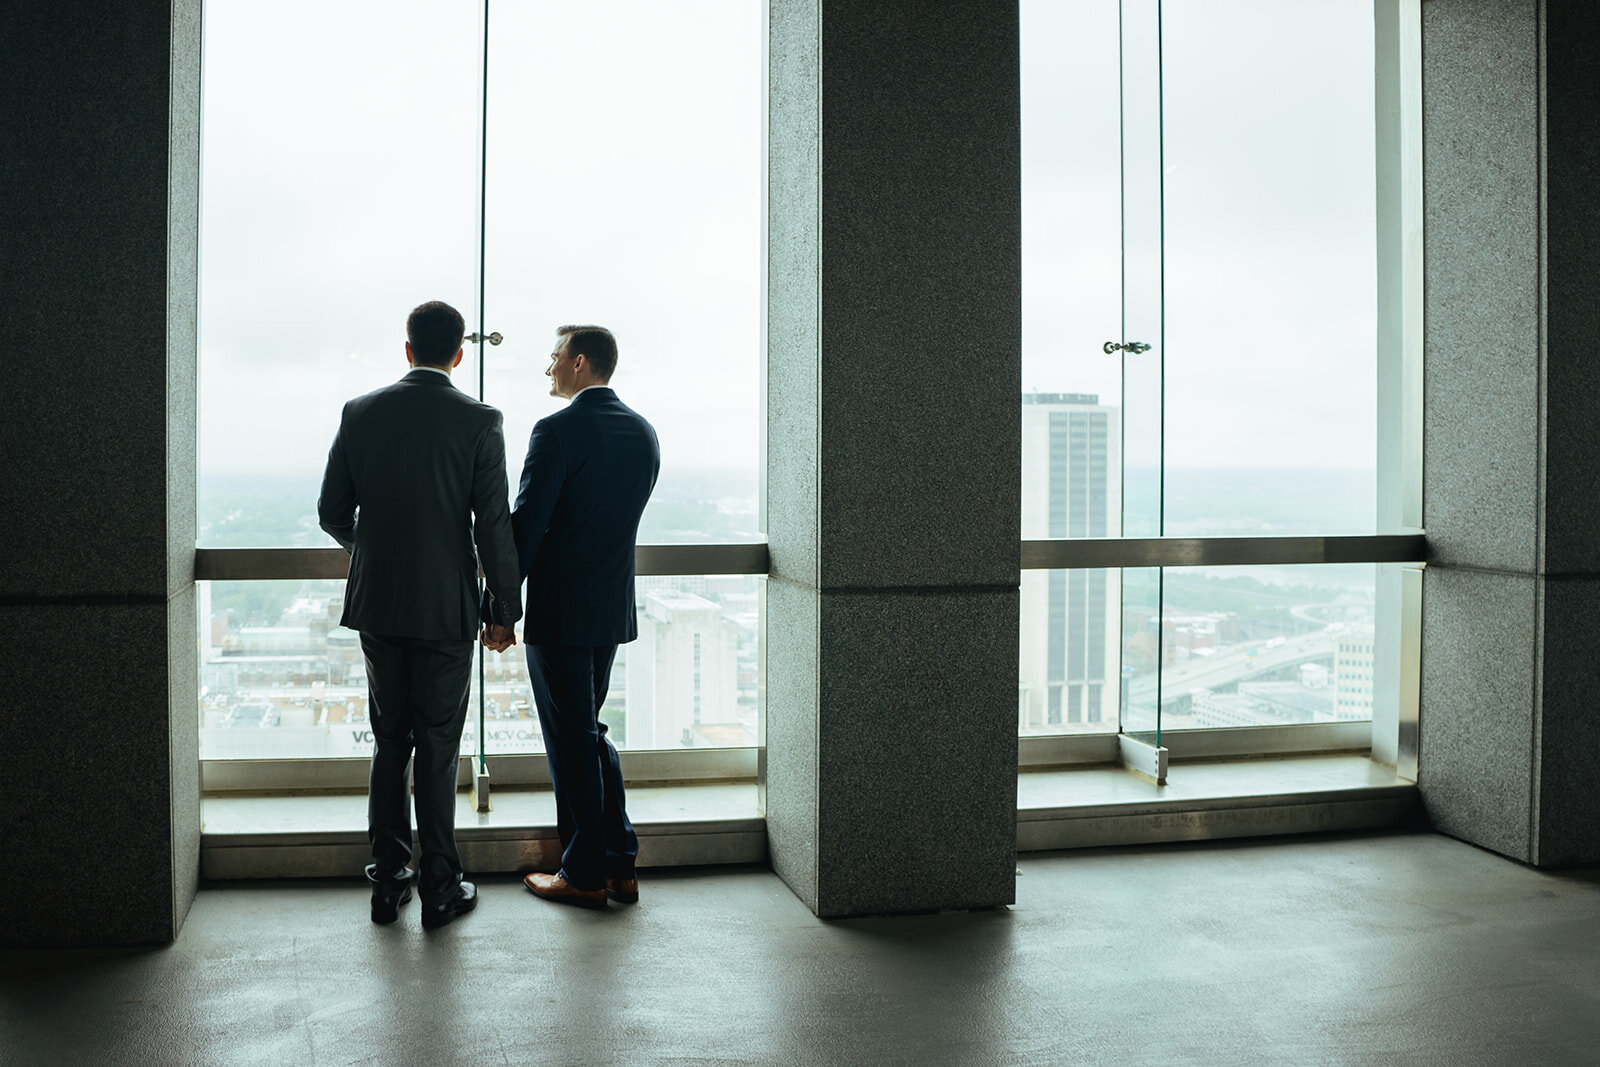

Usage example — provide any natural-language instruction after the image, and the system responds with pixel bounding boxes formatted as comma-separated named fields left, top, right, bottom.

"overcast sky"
left=200, top=0, right=1375, bottom=505
left=1023, top=0, right=1377, bottom=474
left=199, top=0, right=762, bottom=495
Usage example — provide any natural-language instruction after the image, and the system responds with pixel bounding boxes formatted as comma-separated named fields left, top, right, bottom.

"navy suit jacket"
left=317, top=368, right=523, bottom=641
left=511, top=387, right=660, bottom=647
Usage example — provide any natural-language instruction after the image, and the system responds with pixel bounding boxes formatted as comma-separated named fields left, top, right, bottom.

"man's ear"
left=451, top=347, right=464, bottom=369
left=405, top=341, right=416, bottom=366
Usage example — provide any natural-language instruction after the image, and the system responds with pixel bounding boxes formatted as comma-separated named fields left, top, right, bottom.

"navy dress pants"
left=526, top=643, right=638, bottom=890
left=361, top=632, right=475, bottom=905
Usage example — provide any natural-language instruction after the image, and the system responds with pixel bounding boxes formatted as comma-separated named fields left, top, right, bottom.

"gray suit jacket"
left=318, top=368, right=522, bottom=641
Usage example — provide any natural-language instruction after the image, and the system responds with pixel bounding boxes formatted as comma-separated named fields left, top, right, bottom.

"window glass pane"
left=1156, top=564, right=1376, bottom=728
left=1161, top=1, right=1377, bottom=535
left=1022, top=396, right=1120, bottom=540
left=200, top=576, right=760, bottom=760
left=1019, top=569, right=1120, bottom=737
left=1121, top=566, right=1162, bottom=739
left=198, top=1, right=482, bottom=547
left=483, top=2, right=762, bottom=545
left=199, top=579, right=456, bottom=759
left=486, top=575, right=762, bottom=753
left=1020, top=0, right=1122, bottom=540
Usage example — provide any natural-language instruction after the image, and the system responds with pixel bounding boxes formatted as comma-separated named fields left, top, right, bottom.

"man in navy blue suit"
left=508, top=324, right=659, bottom=909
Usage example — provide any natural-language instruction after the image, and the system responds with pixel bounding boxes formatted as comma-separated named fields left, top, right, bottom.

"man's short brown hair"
left=557, top=324, right=618, bottom=381
left=407, top=301, right=466, bottom=366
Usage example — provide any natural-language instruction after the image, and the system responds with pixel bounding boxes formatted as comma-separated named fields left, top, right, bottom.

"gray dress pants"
left=360, top=632, right=475, bottom=904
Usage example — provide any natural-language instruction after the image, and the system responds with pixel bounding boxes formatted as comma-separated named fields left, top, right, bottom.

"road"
left=1127, top=628, right=1334, bottom=704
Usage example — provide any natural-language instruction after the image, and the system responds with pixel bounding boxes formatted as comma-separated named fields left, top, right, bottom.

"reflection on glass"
left=198, top=0, right=483, bottom=547
left=1155, top=564, right=1376, bottom=729
left=1020, top=569, right=1120, bottom=736
left=199, top=576, right=760, bottom=760
left=1160, top=0, right=1376, bottom=535
left=483, top=1, right=762, bottom=546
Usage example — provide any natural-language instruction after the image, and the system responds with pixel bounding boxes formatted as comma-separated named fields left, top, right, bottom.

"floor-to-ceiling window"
left=1020, top=0, right=1420, bottom=770
left=196, top=0, right=1421, bottom=794
left=196, top=0, right=763, bottom=779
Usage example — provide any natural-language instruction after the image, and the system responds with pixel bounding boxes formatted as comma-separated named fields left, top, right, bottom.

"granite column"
left=764, top=0, right=1022, bottom=916
left=0, top=0, right=202, bottom=943
left=1419, top=0, right=1600, bottom=865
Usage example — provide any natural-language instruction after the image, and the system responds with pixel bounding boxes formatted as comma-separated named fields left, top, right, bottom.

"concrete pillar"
left=0, top=0, right=201, bottom=943
left=765, top=0, right=1021, bottom=916
left=1420, top=0, right=1600, bottom=865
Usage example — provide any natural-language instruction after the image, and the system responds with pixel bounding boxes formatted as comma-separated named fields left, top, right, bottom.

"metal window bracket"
left=473, top=761, right=492, bottom=812
left=1118, top=733, right=1169, bottom=786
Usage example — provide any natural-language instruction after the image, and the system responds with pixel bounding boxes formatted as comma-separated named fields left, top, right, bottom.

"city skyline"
left=198, top=444, right=1375, bottom=763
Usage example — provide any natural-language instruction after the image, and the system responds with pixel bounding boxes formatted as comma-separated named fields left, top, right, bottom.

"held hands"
left=481, top=623, right=517, bottom=653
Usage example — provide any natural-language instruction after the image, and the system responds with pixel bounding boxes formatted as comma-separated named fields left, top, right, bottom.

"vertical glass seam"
left=475, top=0, right=491, bottom=774
left=1116, top=0, right=1128, bottom=739
left=1154, top=0, right=1165, bottom=748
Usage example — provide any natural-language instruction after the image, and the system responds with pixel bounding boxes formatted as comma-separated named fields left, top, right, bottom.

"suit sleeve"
left=317, top=403, right=358, bottom=554
left=472, top=410, right=524, bottom=628
left=510, top=420, right=566, bottom=581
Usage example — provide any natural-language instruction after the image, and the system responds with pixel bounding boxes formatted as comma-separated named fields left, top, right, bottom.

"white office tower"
left=1019, top=393, right=1122, bottom=733
left=1334, top=622, right=1376, bottom=721
left=627, top=589, right=740, bottom=748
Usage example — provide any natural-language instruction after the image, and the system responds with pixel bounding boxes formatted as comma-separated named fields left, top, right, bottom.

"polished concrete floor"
left=3, top=831, right=1599, bottom=1065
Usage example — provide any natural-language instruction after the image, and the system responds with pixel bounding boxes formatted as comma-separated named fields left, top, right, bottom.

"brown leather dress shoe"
left=606, top=876, right=639, bottom=904
left=524, top=871, right=608, bottom=909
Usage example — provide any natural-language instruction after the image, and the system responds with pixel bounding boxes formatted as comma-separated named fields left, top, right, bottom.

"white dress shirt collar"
left=408, top=365, right=453, bottom=381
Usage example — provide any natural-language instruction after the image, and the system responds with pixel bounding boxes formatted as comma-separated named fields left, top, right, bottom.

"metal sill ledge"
left=1018, top=754, right=1420, bottom=852
left=201, top=783, right=766, bottom=880
left=201, top=756, right=1418, bottom=880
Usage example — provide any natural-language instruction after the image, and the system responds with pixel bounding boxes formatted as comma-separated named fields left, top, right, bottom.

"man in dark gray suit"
left=514, top=324, right=659, bottom=909
left=318, top=300, right=523, bottom=929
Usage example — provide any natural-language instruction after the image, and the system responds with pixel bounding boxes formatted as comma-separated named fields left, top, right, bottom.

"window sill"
left=1018, top=754, right=1419, bottom=851
left=201, top=781, right=764, bottom=880
left=200, top=755, right=1418, bottom=879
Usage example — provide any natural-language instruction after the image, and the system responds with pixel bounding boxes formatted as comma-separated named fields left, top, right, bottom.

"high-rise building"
left=1334, top=623, right=1376, bottom=721
left=1019, top=393, right=1121, bottom=731
left=627, top=588, right=742, bottom=748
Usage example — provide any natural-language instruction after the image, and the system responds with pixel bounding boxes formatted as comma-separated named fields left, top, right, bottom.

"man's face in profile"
left=546, top=338, right=574, bottom=398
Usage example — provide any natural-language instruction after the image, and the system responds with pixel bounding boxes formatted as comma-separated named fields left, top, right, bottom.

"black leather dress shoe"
left=368, top=865, right=416, bottom=925
left=421, top=881, right=478, bottom=929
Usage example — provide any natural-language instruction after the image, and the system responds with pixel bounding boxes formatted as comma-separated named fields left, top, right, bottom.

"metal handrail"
left=1020, top=533, right=1426, bottom=570
left=194, top=542, right=771, bottom=581
left=195, top=534, right=1425, bottom=582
